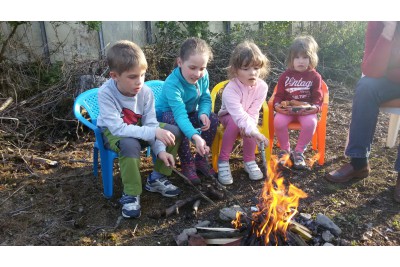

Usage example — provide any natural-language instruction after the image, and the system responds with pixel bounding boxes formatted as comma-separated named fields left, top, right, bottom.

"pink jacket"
left=218, top=77, right=268, bottom=136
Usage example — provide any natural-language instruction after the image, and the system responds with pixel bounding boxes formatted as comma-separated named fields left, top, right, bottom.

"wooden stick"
left=288, top=221, right=313, bottom=241
left=287, top=230, right=309, bottom=246
left=192, top=199, right=201, bottom=216
left=0, top=184, right=27, bottom=206
left=0, top=97, right=13, bottom=112
left=148, top=194, right=202, bottom=219
left=199, top=231, right=243, bottom=239
left=204, top=237, right=242, bottom=245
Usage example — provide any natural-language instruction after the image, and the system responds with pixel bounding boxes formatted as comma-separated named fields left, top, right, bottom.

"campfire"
left=169, top=151, right=343, bottom=246
left=233, top=155, right=308, bottom=245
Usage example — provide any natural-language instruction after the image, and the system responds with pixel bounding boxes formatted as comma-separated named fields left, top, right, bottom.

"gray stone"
left=219, top=205, right=244, bottom=221
left=316, top=213, right=342, bottom=236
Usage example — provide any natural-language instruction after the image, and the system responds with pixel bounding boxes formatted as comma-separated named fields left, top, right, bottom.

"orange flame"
left=233, top=156, right=307, bottom=245
left=307, top=153, right=320, bottom=168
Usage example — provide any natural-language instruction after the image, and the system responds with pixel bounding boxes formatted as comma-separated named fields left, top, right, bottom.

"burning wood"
left=232, top=156, right=308, bottom=245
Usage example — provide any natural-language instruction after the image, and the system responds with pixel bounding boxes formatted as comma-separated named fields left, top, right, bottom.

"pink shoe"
left=195, top=158, right=217, bottom=178
left=181, top=162, right=201, bottom=185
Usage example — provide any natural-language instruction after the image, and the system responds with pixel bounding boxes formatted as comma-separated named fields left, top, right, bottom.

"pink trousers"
left=274, top=113, right=317, bottom=153
left=218, top=114, right=257, bottom=162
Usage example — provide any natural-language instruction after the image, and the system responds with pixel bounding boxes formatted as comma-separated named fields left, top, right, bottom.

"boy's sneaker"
left=195, top=157, right=217, bottom=178
left=181, top=162, right=201, bottom=185
left=278, top=150, right=290, bottom=166
left=145, top=175, right=181, bottom=197
left=119, top=193, right=141, bottom=219
left=217, top=161, right=233, bottom=185
left=292, top=151, right=307, bottom=170
left=244, top=161, right=264, bottom=181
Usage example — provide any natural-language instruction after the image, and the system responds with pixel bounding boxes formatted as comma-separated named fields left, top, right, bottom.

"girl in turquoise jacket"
left=156, top=37, right=218, bottom=185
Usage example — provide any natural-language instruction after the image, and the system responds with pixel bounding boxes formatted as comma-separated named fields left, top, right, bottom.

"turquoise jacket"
left=156, top=67, right=212, bottom=140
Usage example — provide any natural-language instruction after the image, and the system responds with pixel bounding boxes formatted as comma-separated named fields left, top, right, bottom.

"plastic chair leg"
left=317, top=130, right=325, bottom=166
left=93, top=146, right=99, bottom=177
left=211, top=126, right=224, bottom=172
left=386, top=113, right=400, bottom=148
left=100, top=151, right=115, bottom=198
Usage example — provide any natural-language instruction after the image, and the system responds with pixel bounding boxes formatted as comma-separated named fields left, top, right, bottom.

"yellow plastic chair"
left=210, top=80, right=271, bottom=172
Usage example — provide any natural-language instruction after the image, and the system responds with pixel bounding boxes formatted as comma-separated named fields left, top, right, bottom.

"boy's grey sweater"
left=97, top=79, right=165, bottom=157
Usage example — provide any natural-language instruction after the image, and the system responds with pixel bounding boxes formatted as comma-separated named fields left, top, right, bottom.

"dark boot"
left=394, top=173, right=400, bottom=203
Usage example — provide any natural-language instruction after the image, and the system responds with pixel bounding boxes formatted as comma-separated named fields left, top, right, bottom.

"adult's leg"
left=346, top=77, right=400, bottom=158
left=326, top=77, right=400, bottom=183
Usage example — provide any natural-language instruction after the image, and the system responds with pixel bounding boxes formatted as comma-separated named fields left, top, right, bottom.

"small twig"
left=193, top=199, right=201, bottom=217
left=113, top=216, right=123, bottom=230
left=131, top=224, right=138, bottom=237
left=0, top=184, right=27, bottom=206
left=0, top=117, right=19, bottom=126
left=0, top=97, right=13, bottom=112
left=372, top=228, right=389, bottom=241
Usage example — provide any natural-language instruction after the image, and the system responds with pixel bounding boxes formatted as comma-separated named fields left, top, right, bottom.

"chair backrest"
left=210, top=80, right=229, bottom=113
left=145, top=80, right=164, bottom=104
left=73, top=88, right=100, bottom=129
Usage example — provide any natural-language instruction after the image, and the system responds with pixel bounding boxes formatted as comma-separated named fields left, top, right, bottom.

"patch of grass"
left=392, top=220, right=400, bottom=231
left=350, top=240, right=359, bottom=246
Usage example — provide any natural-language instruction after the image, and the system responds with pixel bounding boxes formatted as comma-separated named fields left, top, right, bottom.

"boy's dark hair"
left=179, top=37, right=213, bottom=62
left=227, top=41, right=270, bottom=80
left=107, top=40, right=147, bottom=74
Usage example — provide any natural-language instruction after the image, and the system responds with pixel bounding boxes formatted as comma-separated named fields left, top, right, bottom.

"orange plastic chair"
left=267, top=80, right=329, bottom=166
left=210, top=80, right=271, bottom=172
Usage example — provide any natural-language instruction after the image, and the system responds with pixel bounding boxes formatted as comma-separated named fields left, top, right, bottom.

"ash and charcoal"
left=236, top=211, right=350, bottom=246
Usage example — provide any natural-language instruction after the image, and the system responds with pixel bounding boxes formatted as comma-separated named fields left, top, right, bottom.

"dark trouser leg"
left=346, top=77, right=400, bottom=162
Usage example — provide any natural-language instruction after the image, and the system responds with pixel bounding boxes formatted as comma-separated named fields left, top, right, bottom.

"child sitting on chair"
left=273, top=35, right=323, bottom=169
left=96, top=40, right=182, bottom=219
left=217, top=41, right=270, bottom=185
left=156, top=37, right=218, bottom=186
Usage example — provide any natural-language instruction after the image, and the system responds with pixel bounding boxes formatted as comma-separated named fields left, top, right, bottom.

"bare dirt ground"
left=1, top=83, right=399, bottom=247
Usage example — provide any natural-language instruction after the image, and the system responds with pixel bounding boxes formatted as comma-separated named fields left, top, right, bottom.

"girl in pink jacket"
left=217, top=41, right=270, bottom=185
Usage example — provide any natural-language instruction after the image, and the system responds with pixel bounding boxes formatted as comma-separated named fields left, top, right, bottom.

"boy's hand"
left=157, top=151, right=175, bottom=167
left=155, top=128, right=175, bottom=147
left=192, top=134, right=210, bottom=156
left=199, top=114, right=211, bottom=131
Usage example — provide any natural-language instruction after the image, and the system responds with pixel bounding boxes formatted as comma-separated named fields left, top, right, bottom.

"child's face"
left=110, top=66, right=146, bottom=97
left=236, top=65, right=261, bottom=87
left=293, top=52, right=310, bottom=72
left=177, top=53, right=209, bottom=84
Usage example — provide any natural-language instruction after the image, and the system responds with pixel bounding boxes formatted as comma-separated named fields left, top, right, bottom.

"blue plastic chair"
left=144, top=80, right=164, bottom=158
left=73, top=88, right=117, bottom=198
left=73, top=80, right=164, bottom=198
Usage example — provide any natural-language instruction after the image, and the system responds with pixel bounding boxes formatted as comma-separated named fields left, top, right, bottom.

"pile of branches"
left=0, top=60, right=107, bottom=149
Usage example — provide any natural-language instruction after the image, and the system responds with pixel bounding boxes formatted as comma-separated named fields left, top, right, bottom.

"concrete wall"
left=0, top=21, right=260, bottom=63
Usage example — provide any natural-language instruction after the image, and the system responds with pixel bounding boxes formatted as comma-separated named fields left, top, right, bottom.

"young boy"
left=97, top=40, right=182, bottom=219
